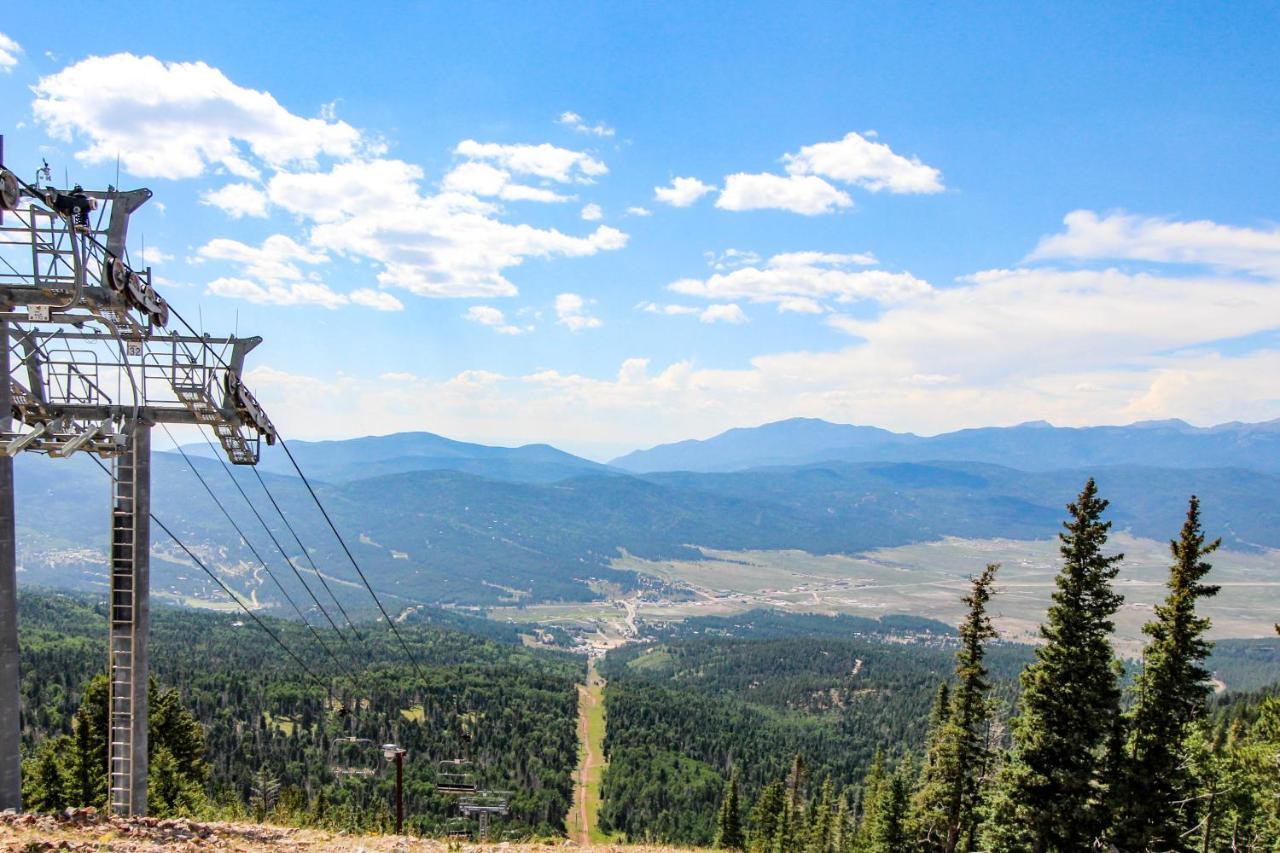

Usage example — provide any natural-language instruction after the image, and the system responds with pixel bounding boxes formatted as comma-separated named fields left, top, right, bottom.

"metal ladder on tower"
left=108, top=445, right=137, bottom=815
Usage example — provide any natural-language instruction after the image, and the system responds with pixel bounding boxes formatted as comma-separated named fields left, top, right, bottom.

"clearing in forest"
left=567, top=658, right=611, bottom=845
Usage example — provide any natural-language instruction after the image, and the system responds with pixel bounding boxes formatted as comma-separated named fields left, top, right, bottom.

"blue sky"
left=1, top=3, right=1278, bottom=458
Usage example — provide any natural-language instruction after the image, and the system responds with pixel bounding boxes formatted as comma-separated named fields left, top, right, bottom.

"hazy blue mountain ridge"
left=611, top=417, right=1280, bottom=473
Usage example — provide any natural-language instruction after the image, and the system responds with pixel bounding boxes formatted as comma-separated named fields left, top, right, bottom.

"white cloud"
left=784, top=131, right=943, bottom=194
left=557, top=111, right=615, bottom=137
left=268, top=157, right=627, bottom=298
left=236, top=211, right=1280, bottom=449
left=196, top=234, right=327, bottom=282
left=670, top=251, right=928, bottom=310
left=0, top=32, right=22, bottom=73
left=716, top=173, right=852, bottom=215
left=349, top=289, right=405, bottom=311
left=638, top=301, right=747, bottom=325
left=699, top=304, right=748, bottom=324
left=769, top=251, right=877, bottom=268
left=32, top=53, right=361, bottom=179
left=201, top=182, right=269, bottom=218
left=705, top=249, right=763, bottom=270
left=581, top=203, right=603, bottom=221
left=1028, top=210, right=1280, bottom=276
left=441, top=161, right=570, bottom=203
left=454, top=140, right=606, bottom=183
left=638, top=302, right=699, bottom=316
left=555, top=293, right=602, bottom=331
left=206, top=277, right=349, bottom=309
left=196, top=233, right=399, bottom=310
left=626, top=206, right=652, bottom=217
left=654, top=176, right=716, bottom=207
left=464, top=305, right=527, bottom=335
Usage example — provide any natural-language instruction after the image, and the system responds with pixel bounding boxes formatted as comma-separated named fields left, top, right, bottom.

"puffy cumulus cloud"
left=238, top=212, right=1280, bottom=449
left=454, top=140, right=606, bottom=183
left=195, top=234, right=327, bottom=282
left=200, top=182, right=269, bottom=218
left=206, top=277, right=349, bottom=309
left=0, top=32, right=22, bottom=72
left=699, top=304, right=748, bottom=324
left=557, top=111, right=615, bottom=137
left=626, top=206, right=652, bottom=217
left=1028, top=210, right=1280, bottom=276
left=349, top=289, right=405, bottom=311
left=654, top=176, right=716, bottom=207
left=669, top=251, right=928, bottom=311
left=716, top=173, right=852, bottom=215
left=31, top=53, right=361, bottom=179
left=441, top=161, right=570, bottom=203
left=783, top=131, right=943, bottom=194
left=463, top=305, right=527, bottom=335
left=581, top=203, right=603, bottom=221
left=268, top=157, right=627, bottom=298
left=555, top=293, right=602, bottom=331
left=712, top=130, right=942, bottom=215
left=196, top=233, right=400, bottom=311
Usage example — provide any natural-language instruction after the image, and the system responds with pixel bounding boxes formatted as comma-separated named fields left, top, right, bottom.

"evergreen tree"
left=806, top=777, right=836, bottom=853
left=22, top=735, right=71, bottom=812
left=748, top=780, right=786, bottom=852
left=854, top=749, right=888, bottom=850
left=716, top=769, right=746, bottom=850
left=916, top=564, right=999, bottom=853
left=1114, top=496, right=1221, bottom=851
left=981, top=479, right=1124, bottom=852
left=868, top=757, right=914, bottom=853
left=68, top=678, right=108, bottom=809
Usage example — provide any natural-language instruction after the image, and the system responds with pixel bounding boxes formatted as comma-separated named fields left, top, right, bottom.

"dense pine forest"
left=9, top=480, right=1280, bottom=850
left=637, top=484, right=1280, bottom=851
left=15, top=593, right=582, bottom=838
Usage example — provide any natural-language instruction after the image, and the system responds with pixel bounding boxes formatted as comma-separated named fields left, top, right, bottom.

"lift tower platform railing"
left=0, top=147, right=277, bottom=817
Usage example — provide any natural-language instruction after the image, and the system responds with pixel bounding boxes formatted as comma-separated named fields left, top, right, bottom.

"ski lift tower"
left=0, top=143, right=277, bottom=816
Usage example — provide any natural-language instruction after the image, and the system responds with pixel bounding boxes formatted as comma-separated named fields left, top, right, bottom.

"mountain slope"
left=611, top=417, right=1280, bottom=473
left=15, top=452, right=1280, bottom=611
left=187, top=431, right=613, bottom=484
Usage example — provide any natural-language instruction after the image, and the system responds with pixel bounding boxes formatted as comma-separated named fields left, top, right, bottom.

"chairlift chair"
left=436, top=758, right=478, bottom=794
left=329, top=736, right=377, bottom=779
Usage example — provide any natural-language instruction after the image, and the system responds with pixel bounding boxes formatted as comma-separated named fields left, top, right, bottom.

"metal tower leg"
left=108, top=421, right=150, bottom=817
left=0, top=319, right=22, bottom=811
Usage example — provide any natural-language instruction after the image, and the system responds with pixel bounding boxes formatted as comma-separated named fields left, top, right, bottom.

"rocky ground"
left=0, top=808, right=696, bottom=852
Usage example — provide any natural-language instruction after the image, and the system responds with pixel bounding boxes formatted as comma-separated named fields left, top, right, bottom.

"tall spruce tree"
left=716, top=769, right=746, bottom=850
left=1113, top=495, right=1220, bottom=851
left=916, top=563, right=1000, bottom=853
left=868, top=757, right=914, bottom=853
left=981, top=479, right=1124, bottom=852
left=748, top=780, right=786, bottom=853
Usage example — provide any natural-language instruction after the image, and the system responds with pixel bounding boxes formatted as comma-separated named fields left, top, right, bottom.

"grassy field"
left=496, top=534, right=1279, bottom=658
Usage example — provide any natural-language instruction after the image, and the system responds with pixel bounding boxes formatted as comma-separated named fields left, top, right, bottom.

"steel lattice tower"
left=0, top=143, right=276, bottom=816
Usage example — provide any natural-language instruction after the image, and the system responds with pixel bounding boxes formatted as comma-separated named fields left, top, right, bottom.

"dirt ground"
left=0, top=808, right=698, bottom=852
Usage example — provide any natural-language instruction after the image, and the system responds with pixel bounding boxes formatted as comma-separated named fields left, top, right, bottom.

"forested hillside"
left=16, top=592, right=582, bottom=837
left=595, top=633, right=1033, bottom=844
left=595, top=486, right=1280, bottom=851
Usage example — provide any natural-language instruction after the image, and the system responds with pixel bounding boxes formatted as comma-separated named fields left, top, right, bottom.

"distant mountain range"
left=184, top=431, right=612, bottom=484
left=14, top=433, right=1280, bottom=610
left=610, top=417, right=1280, bottom=473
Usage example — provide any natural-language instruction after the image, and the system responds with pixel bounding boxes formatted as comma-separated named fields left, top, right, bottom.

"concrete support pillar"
left=0, top=318, right=21, bottom=811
